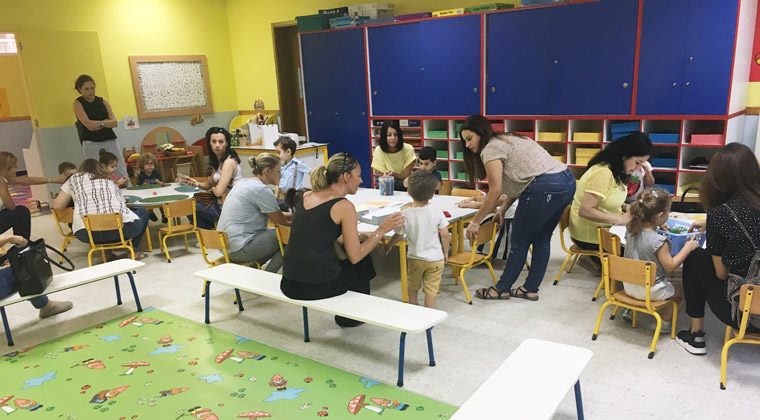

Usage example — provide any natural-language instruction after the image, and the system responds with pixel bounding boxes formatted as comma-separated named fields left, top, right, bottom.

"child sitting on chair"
left=385, top=171, right=450, bottom=308
left=99, top=149, right=128, bottom=189
left=403, top=146, right=442, bottom=190
left=274, top=136, right=310, bottom=210
left=136, top=153, right=166, bottom=223
left=623, top=188, right=700, bottom=332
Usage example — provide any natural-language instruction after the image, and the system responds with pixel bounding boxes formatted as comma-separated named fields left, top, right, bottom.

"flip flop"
left=475, top=286, right=510, bottom=300
left=510, top=286, right=539, bottom=301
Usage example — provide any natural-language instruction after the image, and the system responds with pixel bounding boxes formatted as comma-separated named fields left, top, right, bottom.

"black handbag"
left=6, top=239, right=74, bottom=296
left=670, top=186, right=704, bottom=214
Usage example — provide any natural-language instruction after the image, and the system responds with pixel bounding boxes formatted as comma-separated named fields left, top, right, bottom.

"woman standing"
left=677, top=143, right=760, bottom=355
left=281, top=153, right=404, bottom=326
left=73, top=75, right=128, bottom=181
left=569, top=132, right=652, bottom=273
left=182, top=127, right=243, bottom=229
left=371, top=120, right=416, bottom=190
left=459, top=115, right=575, bottom=301
left=217, top=154, right=290, bottom=272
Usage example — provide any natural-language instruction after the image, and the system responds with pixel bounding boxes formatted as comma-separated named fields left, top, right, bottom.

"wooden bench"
left=0, top=259, right=145, bottom=346
left=451, top=339, right=593, bottom=420
left=193, top=263, right=448, bottom=387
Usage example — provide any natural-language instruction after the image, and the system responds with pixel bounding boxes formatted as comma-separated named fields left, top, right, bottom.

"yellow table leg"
left=457, top=219, right=465, bottom=253
left=145, top=224, right=153, bottom=252
left=398, top=240, right=408, bottom=303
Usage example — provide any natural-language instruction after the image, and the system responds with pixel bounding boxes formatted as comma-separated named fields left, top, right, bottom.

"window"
left=0, top=33, right=18, bottom=55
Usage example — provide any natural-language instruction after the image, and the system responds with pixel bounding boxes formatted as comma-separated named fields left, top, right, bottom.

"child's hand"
left=689, top=218, right=706, bottom=232
left=683, top=236, right=701, bottom=252
left=117, top=177, right=128, bottom=187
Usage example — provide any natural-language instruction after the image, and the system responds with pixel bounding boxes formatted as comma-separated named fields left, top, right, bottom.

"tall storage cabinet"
left=301, top=28, right=371, bottom=182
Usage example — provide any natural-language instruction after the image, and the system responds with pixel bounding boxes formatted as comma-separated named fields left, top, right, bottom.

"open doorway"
left=272, top=22, right=306, bottom=136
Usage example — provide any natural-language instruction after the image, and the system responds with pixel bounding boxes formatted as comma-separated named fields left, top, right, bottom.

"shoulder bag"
left=7, top=239, right=75, bottom=296
left=723, top=204, right=760, bottom=324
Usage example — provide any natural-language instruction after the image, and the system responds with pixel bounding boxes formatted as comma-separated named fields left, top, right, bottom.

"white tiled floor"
left=2, top=214, right=758, bottom=418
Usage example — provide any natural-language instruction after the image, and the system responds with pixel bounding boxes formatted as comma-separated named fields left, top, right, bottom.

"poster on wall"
left=128, top=55, right=213, bottom=119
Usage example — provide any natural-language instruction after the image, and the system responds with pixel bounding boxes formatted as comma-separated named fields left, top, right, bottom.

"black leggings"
left=0, top=206, right=31, bottom=238
left=683, top=248, right=760, bottom=333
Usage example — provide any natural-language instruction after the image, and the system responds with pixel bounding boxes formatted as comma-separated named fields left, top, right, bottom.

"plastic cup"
left=379, top=176, right=394, bottom=196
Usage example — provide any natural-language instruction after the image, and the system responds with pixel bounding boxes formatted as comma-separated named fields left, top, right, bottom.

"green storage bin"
left=436, top=150, right=449, bottom=159
left=464, top=3, right=514, bottom=13
left=296, top=14, right=331, bottom=32
left=439, top=171, right=449, bottom=180
left=457, top=172, right=469, bottom=181
left=455, top=151, right=464, bottom=160
left=427, top=130, right=448, bottom=139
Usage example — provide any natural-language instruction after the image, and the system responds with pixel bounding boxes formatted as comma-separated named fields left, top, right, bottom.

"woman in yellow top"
left=371, top=120, right=416, bottom=191
left=569, top=132, right=652, bottom=272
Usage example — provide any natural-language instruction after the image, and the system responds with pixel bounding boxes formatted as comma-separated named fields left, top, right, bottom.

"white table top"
left=123, top=183, right=200, bottom=207
left=451, top=339, right=593, bottom=420
left=194, top=263, right=447, bottom=333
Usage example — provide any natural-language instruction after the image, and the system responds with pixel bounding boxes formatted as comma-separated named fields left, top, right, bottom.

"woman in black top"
left=73, top=74, right=129, bottom=183
left=677, top=143, right=760, bottom=355
left=281, top=153, right=404, bottom=327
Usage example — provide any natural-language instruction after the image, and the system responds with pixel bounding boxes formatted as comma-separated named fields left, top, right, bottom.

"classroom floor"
left=3, top=214, right=758, bottom=418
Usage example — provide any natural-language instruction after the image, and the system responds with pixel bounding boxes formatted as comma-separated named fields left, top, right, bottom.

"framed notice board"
left=129, top=55, right=213, bottom=119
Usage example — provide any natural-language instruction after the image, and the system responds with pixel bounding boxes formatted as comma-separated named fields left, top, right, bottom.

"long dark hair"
left=701, top=143, right=760, bottom=211
left=379, top=120, right=404, bottom=153
left=460, top=114, right=500, bottom=181
left=205, top=127, right=240, bottom=171
left=74, top=74, right=94, bottom=91
left=587, top=132, right=652, bottom=184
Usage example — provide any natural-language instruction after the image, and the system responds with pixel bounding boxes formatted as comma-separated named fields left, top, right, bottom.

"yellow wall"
left=0, top=0, right=237, bottom=127
left=0, top=55, right=30, bottom=116
left=227, top=0, right=517, bottom=110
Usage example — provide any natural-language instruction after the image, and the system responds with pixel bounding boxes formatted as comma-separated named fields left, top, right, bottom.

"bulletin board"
left=128, top=55, right=213, bottom=119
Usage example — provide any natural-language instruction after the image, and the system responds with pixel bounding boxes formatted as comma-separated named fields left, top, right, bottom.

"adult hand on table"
left=378, top=212, right=405, bottom=235
left=456, top=197, right=480, bottom=209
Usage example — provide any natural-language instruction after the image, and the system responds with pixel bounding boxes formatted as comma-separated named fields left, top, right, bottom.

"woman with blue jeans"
left=460, top=115, right=576, bottom=301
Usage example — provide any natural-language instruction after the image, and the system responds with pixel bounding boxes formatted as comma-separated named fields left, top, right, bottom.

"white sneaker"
left=659, top=321, right=672, bottom=335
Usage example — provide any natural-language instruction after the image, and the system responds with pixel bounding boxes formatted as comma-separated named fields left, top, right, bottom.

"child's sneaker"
left=659, top=321, right=672, bottom=335
left=622, top=308, right=633, bottom=323
left=676, top=329, right=706, bottom=355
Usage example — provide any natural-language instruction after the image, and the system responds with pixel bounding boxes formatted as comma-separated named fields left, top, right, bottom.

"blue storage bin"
left=651, top=157, right=677, bottom=168
left=611, top=130, right=637, bottom=140
left=610, top=121, right=640, bottom=132
left=660, top=219, right=705, bottom=256
left=649, top=133, right=679, bottom=144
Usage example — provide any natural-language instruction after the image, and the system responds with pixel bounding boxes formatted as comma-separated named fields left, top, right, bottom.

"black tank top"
left=282, top=197, right=344, bottom=284
left=75, top=96, right=116, bottom=142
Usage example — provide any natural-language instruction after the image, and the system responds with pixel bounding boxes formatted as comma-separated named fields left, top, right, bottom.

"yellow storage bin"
left=575, top=148, right=599, bottom=157
left=575, top=157, right=592, bottom=166
left=572, top=132, right=602, bottom=142
left=552, top=154, right=566, bottom=163
left=537, top=132, right=567, bottom=142
left=433, top=8, right=464, bottom=17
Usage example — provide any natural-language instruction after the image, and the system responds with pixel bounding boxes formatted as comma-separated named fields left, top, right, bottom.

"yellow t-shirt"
left=569, top=164, right=626, bottom=243
left=371, top=143, right=416, bottom=174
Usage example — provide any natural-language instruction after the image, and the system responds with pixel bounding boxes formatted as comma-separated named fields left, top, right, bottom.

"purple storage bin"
left=395, top=12, right=432, bottom=21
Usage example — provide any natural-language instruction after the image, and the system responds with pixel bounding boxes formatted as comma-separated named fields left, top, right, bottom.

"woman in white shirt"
left=53, top=158, right=149, bottom=260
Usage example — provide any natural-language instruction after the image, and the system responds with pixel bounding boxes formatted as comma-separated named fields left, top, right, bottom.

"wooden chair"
left=158, top=198, right=198, bottom=263
left=553, top=206, right=599, bottom=285
left=451, top=187, right=482, bottom=198
left=196, top=229, right=259, bottom=300
left=275, top=224, right=291, bottom=256
left=592, top=253, right=679, bottom=359
left=438, top=180, right=453, bottom=196
left=52, top=207, right=76, bottom=263
left=82, top=213, right=135, bottom=267
left=446, top=214, right=498, bottom=304
left=721, top=284, right=760, bottom=389
left=591, top=227, right=622, bottom=301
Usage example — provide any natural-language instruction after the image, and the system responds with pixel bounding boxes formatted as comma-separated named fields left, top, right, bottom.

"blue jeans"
left=0, top=266, right=48, bottom=308
left=74, top=208, right=149, bottom=249
left=196, top=202, right=222, bottom=230
left=496, top=169, right=576, bottom=293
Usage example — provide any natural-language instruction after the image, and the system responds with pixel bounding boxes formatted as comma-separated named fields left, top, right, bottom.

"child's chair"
left=275, top=224, right=291, bottom=256
left=196, top=229, right=260, bottom=301
left=553, top=206, right=599, bottom=285
left=446, top=214, right=498, bottom=304
left=158, top=198, right=198, bottom=263
left=438, top=180, right=453, bottom=196
left=591, top=227, right=622, bottom=301
left=52, top=207, right=76, bottom=263
left=592, top=253, right=679, bottom=359
left=720, top=284, right=760, bottom=389
left=82, top=213, right=135, bottom=267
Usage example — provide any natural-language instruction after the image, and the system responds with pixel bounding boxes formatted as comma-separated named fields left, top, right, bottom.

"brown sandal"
left=510, top=286, right=539, bottom=301
left=475, top=286, right=510, bottom=300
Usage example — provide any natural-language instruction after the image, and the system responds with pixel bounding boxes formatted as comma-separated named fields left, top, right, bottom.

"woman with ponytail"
left=217, top=154, right=289, bottom=272
left=281, top=153, right=405, bottom=327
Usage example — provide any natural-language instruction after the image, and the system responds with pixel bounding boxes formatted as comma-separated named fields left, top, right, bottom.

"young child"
left=624, top=160, right=655, bottom=204
left=403, top=146, right=442, bottom=189
left=457, top=193, right=517, bottom=268
left=58, top=161, right=77, bottom=181
left=274, top=136, right=310, bottom=193
left=623, top=188, right=700, bottom=331
left=137, top=153, right=166, bottom=223
left=99, top=149, right=127, bottom=188
left=387, top=171, right=450, bottom=308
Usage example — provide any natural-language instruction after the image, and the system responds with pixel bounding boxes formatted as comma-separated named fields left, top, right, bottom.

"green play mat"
left=138, top=194, right=191, bottom=203
left=126, top=184, right=163, bottom=190
left=123, top=195, right=140, bottom=204
left=174, top=186, right=201, bottom=193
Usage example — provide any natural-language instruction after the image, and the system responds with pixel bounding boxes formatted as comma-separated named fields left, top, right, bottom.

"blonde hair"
left=310, top=152, right=358, bottom=192
left=0, top=151, right=18, bottom=176
left=138, top=153, right=157, bottom=171
left=626, top=188, right=671, bottom=236
left=248, top=153, right=280, bottom=176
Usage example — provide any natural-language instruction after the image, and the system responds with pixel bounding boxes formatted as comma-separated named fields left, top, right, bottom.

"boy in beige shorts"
left=386, top=171, right=450, bottom=308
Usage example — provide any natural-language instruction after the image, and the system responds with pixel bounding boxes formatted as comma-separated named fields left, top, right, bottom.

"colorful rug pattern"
left=0, top=309, right=456, bottom=419
left=8, top=184, right=49, bottom=217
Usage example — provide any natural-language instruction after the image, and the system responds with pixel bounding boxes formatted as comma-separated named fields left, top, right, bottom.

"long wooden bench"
left=193, top=263, right=448, bottom=387
left=0, top=259, right=145, bottom=346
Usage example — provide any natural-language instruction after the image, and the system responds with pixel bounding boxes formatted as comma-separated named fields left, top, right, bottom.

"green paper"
left=138, top=194, right=191, bottom=203
left=126, top=184, right=162, bottom=191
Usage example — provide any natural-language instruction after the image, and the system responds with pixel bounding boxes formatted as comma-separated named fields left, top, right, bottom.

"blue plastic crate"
left=651, top=157, right=677, bottom=168
left=610, top=121, right=640, bottom=132
left=660, top=219, right=705, bottom=256
left=611, top=131, right=637, bottom=140
left=649, top=133, right=679, bottom=144
left=653, top=183, right=676, bottom=194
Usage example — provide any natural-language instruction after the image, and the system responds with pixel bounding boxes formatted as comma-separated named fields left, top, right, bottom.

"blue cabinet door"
left=680, top=0, right=738, bottom=115
left=486, top=8, right=559, bottom=115
left=301, top=29, right=372, bottom=183
left=369, top=16, right=481, bottom=116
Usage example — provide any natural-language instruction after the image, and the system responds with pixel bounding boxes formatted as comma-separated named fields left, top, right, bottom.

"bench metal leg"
left=127, top=271, right=143, bottom=312
left=302, top=307, right=310, bottom=343
left=113, top=276, right=122, bottom=305
left=204, top=281, right=211, bottom=324
left=235, top=289, right=244, bottom=312
left=397, top=332, right=407, bottom=387
left=574, top=380, right=585, bottom=420
left=426, top=327, right=436, bottom=367
left=1, top=307, right=13, bottom=346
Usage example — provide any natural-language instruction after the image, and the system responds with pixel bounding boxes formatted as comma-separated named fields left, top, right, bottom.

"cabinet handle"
left=685, top=81, right=691, bottom=86
left=308, top=111, right=312, bottom=115
left=361, top=111, right=366, bottom=116
left=622, top=82, right=629, bottom=88
left=553, top=59, right=559, bottom=64
left=420, top=67, right=425, bottom=72
left=490, top=86, right=496, bottom=93
left=373, top=91, right=377, bottom=96
left=473, top=87, right=478, bottom=93
left=688, top=56, right=694, bottom=62
left=672, top=82, right=678, bottom=87
left=334, top=112, right=339, bottom=116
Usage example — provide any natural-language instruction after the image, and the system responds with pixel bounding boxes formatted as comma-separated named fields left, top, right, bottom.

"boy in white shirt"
left=386, top=171, right=450, bottom=308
